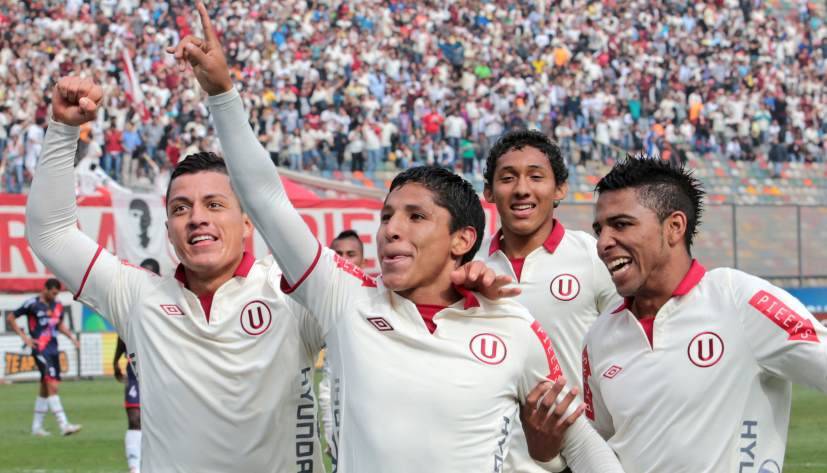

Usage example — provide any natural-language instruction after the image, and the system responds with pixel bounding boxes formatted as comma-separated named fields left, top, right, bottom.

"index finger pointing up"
left=196, top=1, right=219, bottom=47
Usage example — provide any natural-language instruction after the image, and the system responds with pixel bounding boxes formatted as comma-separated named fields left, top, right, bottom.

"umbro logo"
left=602, top=365, right=622, bottom=379
left=367, top=317, right=394, bottom=332
left=160, top=304, right=184, bottom=317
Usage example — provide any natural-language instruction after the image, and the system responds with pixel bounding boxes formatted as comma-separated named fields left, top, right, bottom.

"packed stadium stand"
left=1, top=0, right=824, bottom=200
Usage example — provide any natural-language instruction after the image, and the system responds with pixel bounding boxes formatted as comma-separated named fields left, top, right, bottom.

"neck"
left=630, top=254, right=693, bottom=319
left=398, top=285, right=461, bottom=307
left=500, top=218, right=555, bottom=259
left=184, top=257, right=241, bottom=296
left=395, top=264, right=463, bottom=307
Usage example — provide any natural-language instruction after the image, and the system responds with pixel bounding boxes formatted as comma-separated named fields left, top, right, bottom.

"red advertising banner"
left=0, top=194, right=499, bottom=293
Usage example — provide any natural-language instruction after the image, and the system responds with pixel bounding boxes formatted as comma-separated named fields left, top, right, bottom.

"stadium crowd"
left=0, top=0, right=825, bottom=194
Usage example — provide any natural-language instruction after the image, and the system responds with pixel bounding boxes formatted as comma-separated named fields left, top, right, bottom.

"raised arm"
left=26, top=77, right=149, bottom=338
left=25, top=77, right=104, bottom=293
left=168, top=1, right=318, bottom=286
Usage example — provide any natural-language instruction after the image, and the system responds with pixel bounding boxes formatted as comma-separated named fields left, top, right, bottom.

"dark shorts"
left=124, top=364, right=140, bottom=408
left=33, top=351, right=61, bottom=382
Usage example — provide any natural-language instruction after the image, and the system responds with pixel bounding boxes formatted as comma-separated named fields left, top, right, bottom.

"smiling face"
left=166, top=171, right=252, bottom=282
left=484, top=146, right=567, bottom=246
left=593, top=187, right=689, bottom=298
left=377, top=183, right=475, bottom=302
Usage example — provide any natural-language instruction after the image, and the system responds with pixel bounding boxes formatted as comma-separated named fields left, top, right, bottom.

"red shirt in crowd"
left=105, top=129, right=124, bottom=154
left=423, top=111, right=444, bottom=135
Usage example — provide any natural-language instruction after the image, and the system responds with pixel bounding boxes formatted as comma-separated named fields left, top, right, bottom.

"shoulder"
left=475, top=235, right=496, bottom=262
left=702, top=266, right=767, bottom=300
left=461, top=294, right=539, bottom=336
left=20, top=297, right=38, bottom=310
left=561, top=229, right=599, bottom=253
left=585, top=303, right=623, bottom=344
left=473, top=294, right=534, bottom=321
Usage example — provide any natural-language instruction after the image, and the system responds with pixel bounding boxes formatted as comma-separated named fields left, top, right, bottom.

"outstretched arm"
left=26, top=77, right=104, bottom=293
left=168, top=2, right=318, bottom=286
left=27, top=77, right=149, bottom=338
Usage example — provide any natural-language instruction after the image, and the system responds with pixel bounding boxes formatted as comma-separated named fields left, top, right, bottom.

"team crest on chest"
left=240, top=300, right=272, bottom=336
left=550, top=274, right=580, bottom=301
left=469, top=333, right=507, bottom=365
left=687, top=331, right=724, bottom=368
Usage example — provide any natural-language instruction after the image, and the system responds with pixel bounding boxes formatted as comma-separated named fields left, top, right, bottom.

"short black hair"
left=595, top=156, right=705, bottom=249
left=139, top=258, right=161, bottom=276
left=388, top=166, right=485, bottom=265
left=44, top=278, right=61, bottom=291
left=165, top=152, right=228, bottom=203
left=333, top=230, right=363, bottom=250
left=484, top=129, right=568, bottom=187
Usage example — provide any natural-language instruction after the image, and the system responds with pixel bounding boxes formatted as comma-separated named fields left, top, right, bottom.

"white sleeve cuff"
left=537, top=454, right=567, bottom=472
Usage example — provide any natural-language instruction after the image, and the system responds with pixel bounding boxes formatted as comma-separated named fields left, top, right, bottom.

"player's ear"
left=483, top=185, right=494, bottom=203
left=553, top=181, right=569, bottom=203
left=451, top=225, right=477, bottom=262
left=664, top=210, right=687, bottom=248
left=241, top=213, right=253, bottom=241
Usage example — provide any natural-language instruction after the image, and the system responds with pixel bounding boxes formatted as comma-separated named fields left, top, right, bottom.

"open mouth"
left=510, top=203, right=536, bottom=216
left=607, top=257, right=632, bottom=276
left=189, top=234, right=217, bottom=246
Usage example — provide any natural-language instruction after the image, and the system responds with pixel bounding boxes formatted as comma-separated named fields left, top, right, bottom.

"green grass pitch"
left=0, top=379, right=824, bottom=472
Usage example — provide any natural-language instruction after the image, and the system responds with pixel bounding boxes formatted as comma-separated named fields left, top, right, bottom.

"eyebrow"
left=167, top=193, right=232, bottom=206
left=498, top=164, right=547, bottom=173
left=382, top=203, right=431, bottom=214
left=593, top=213, right=637, bottom=229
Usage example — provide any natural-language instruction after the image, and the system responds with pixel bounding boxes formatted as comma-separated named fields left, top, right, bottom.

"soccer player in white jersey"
left=585, top=157, right=827, bottom=472
left=169, top=5, right=624, bottom=472
left=25, top=76, right=326, bottom=473
left=320, top=230, right=365, bottom=464
left=480, top=130, right=621, bottom=472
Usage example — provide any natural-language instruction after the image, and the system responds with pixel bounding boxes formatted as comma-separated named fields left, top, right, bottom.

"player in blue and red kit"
left=7, top=278, right=81, bottom=436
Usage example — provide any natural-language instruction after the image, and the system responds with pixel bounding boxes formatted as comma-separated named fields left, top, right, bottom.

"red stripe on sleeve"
left=530, top=320, right=564, bottom=381
left=749, top=289, right=820, bottom=342
left=74, top=245, right=104, bottom=300
left=280, top=241, right=323, bottom=294
left=583, top=346, right=595, bottom=421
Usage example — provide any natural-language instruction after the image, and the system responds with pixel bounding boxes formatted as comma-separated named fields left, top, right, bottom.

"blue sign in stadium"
left=787, top=288, right=827, bottom=320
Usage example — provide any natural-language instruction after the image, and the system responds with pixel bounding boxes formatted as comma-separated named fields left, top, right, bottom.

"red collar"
left=453, top=285, right=481, bottom=309
left=174, top=251, right=256, bottom=286
left=488, top=219, right=566, bottom=256
left=611, top=260, right=707, bottom=314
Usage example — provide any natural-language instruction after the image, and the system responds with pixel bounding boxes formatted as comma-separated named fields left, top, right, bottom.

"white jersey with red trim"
left=582, top=261, right=827, bottom=473
left=478, top=222, right=620, bottom=388
left=478, top=222, right=620, bottom=473
left=281, top=246, right=619, bottom=473
left=26, top=122, right=325, bottom=473
left=208, top=88, right=624, bottom=473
